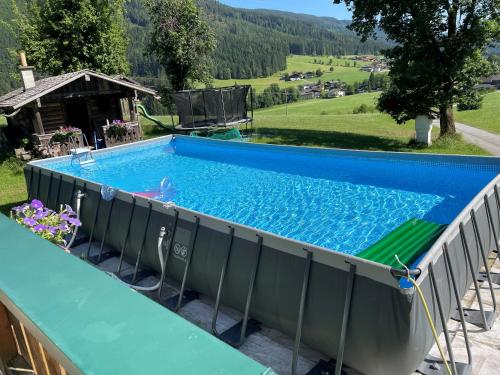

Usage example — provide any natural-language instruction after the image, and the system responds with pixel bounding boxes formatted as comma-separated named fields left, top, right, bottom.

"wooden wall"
left=0, top=302, right=70, bottom=375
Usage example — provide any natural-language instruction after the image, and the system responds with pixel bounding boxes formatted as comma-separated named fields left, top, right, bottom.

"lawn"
left=0, top=157, right=27, bottom=215
left=212, top=55, right=371, bottom=92
left=454, top=91, right=500, bottom=134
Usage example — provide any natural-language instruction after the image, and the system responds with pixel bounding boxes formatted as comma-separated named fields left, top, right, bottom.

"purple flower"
left=30, top=199, right=44, bottom=209
left=23, top=217, right=37, bottom=227
left=60, top=213, right=70, bottom=221
left=64, top=204, right=75, bottom=215
left=58, top=224, right=69, bottom=231
left=48, top=226, right=59, bottom=235
left=68, top=217, right=82, bottom=227
left=34, top=209, right=50, bottom=220
left=12, top=203, right=29, bottom=212
left=34, top=224, right=47, bottom=232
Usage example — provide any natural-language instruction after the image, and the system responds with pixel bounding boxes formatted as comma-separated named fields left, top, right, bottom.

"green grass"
left=257, top=92, right=379, bottom=116
left=454, top=91, right=500, bottom=134
left=212, top=55, right=372, bottom=92
left=0, top=116, right=6, bottom=126
left=253, top=113, right=487, bottom=155
left=0, top=157, right=27, bottom=215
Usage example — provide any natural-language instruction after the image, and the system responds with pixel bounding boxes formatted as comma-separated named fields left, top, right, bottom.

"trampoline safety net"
left=172, top=85, right=252, bottom=129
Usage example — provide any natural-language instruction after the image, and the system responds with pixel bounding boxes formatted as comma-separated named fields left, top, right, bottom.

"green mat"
left=190, top=127, right=242, bottom=140
left=357, top=218, right=447, bottom=269
left=0, top=214, right=270, bottom=375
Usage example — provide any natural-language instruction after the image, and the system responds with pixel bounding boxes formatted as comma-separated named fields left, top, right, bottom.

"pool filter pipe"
left=65, top=190, right=86, bottom=251
left=107, top=227, right=167, bottom=292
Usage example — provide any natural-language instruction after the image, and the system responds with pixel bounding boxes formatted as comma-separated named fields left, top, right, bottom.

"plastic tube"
left=107, top=227, right=167, bottom=292
left=65, top=190, right=86, bottom=251
left=395, top=256, right=452, bottom=375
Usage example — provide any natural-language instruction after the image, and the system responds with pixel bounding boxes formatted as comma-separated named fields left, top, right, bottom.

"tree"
left=315, top=68, right=323, bottom=77
left=334, top=0, right=499, bottom=136
left=14, top=0, right=129, bottom=75
left=146, top=0, right=216, bottom=91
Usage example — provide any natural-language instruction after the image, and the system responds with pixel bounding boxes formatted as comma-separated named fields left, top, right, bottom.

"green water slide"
left=137, top=103, right=169, bottom=130
left=357, top=218, right=447, bottom=269
left=0, top=214, right=272, bottom=375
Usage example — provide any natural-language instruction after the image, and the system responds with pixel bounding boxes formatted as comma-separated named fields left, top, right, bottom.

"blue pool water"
left=42, top=137, right=499, bottom=255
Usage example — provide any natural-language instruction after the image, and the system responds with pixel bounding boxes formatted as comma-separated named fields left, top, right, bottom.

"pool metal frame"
left=26, top=135, right=500, bottom=375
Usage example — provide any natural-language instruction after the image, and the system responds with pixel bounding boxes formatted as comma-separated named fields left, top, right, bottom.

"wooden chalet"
left=0, top=53, right=159, bottom=156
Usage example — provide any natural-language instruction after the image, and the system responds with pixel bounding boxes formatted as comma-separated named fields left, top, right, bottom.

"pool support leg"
left=122, top=202, right=154, bottom=284
left=450, top=223, right=496, bottom=330
left=291, top=250, right=312, bottom=375
left=211, top=226, right=235, bottom=337
left=157, top=210, right=179, bottom=303
left=27, top=166, right=34, bottom=200
left=164, top=216, right=201, bottom=311
left=418, top=259, right=471, bottom=375
left=55, top=175, right=63, bottom=209
left=478, top=193, right=500, bottom=284
left=45, top=172, right=53, bottom=207
left=88, top=198, right=116, bottom=265
left=218, top=235, right=264, bottom=348
left=115, top=197, right=137, bottom=276
left=83, top=194, right=102, bottom=260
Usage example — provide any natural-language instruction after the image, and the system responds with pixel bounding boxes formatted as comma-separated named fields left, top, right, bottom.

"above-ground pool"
left=44, top=136, right=497, bottom=256
left=27, top=136, right=500, bottom=375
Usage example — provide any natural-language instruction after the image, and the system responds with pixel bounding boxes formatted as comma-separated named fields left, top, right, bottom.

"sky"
left=217, top=0, right=352, bottom=20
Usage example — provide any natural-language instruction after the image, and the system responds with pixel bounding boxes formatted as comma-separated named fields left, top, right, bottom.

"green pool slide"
left=0, top=214, right=273, bottom=375
left=137, top=103, right=169, bottom=130
left=357, top=218, right=447, bottom=269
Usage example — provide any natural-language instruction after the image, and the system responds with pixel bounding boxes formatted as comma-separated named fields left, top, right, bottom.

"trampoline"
left=172, top=86, right=253, bottom=132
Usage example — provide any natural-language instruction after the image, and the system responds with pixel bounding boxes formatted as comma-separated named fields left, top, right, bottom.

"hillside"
left=128, top=0, right=389, bottom=83
left=0, top=0, right=389, bottom=93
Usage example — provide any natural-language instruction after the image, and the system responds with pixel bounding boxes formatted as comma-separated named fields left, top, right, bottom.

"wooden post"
left=0, top=303, right=17, bottom=365
left=32, top=106, right=45, bottom=135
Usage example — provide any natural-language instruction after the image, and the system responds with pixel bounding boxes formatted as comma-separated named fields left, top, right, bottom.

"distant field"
left=455, top=91, right=500, bottom=134
left=212, top=55, right=372, bottom=92
left=257, top=92, right=379, bottom=116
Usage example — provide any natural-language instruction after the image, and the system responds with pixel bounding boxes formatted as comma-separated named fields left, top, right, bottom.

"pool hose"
left=395, top=256, right=452, bottom=375
left=107, top=226, right=167, bottom=292
left=65, top=190, right=86, bottom=252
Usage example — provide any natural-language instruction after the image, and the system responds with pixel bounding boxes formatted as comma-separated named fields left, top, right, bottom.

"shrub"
left=2, top=156, right=24, bottom=175
left=106, top=120, right=129, bottom=138
left=51, top=126, right=81, bottom=143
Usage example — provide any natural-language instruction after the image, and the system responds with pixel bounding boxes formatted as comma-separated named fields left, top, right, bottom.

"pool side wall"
left=25, top=137, right=500, bottom=375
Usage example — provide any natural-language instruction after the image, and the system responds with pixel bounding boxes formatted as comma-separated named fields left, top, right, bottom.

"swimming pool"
left=27, top=136, right=500, bottom=375
left=43, top=136, right=497, bottom=255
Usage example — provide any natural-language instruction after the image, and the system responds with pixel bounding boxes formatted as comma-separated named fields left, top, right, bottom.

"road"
left=433, top=121, right=500, bottom=156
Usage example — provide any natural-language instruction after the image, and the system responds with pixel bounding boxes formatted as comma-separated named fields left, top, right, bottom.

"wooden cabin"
left=0, top=55, right=158, bottom=156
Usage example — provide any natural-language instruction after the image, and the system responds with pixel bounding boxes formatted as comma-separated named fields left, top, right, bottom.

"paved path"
left=434, top=121, right=500, bottom=155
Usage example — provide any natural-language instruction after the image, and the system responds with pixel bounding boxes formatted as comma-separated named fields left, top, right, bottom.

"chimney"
left=19, top=51, right=36, bottom=91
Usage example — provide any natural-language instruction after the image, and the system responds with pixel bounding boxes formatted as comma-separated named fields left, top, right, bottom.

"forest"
left=0, top=0, right=389, bottom=94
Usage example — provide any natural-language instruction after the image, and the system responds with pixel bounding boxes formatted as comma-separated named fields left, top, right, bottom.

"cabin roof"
left=0, top=70, right=158, bottom=111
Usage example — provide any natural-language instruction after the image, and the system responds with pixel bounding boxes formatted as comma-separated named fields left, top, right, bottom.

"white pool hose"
left=395, top=255, right=452, bottom=375
left=107, top=226, right=167, bottom=291
left=65, top=190, right=86, bottom=251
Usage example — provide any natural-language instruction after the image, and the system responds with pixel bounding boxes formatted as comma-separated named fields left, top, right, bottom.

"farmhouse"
left=0, top=53, right=158, bottom=156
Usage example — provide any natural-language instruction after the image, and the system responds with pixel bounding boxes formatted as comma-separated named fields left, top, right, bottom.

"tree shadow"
left=255, top=127, right=412, bottom=152
left=0, top=200, right=25, bottom=216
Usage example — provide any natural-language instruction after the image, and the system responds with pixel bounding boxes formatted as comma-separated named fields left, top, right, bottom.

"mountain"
left=126, top=0, right=389, bottom=83
left=0, top=0, right=389, bottom=94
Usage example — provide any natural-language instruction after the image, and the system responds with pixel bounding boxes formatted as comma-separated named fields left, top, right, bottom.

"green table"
left=0, top=214, right=271, bottom=375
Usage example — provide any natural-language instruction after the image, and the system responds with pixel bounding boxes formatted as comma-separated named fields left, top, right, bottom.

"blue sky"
left=218, top=0, right=352, bottom=20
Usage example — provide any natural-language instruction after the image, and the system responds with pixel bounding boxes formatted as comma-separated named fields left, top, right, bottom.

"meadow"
left=212, top=55, right=372, bottom=92
left=455, top=91, right=500, bottom=134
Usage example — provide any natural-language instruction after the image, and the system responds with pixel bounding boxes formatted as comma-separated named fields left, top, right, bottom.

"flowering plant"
left=11, top=199, right=81, bottom=246
left=51, top=126, right=81, bottom=143
left=106, top=120, right=129, bottom=138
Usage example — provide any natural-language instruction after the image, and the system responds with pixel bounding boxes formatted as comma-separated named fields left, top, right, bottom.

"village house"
left=0, top=53, right=158, bottom=158
left=327, top=88, right=346, bottom=98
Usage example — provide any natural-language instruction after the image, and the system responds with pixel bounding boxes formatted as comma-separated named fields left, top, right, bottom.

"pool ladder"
left=69, top=134, right=95, bottom=167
